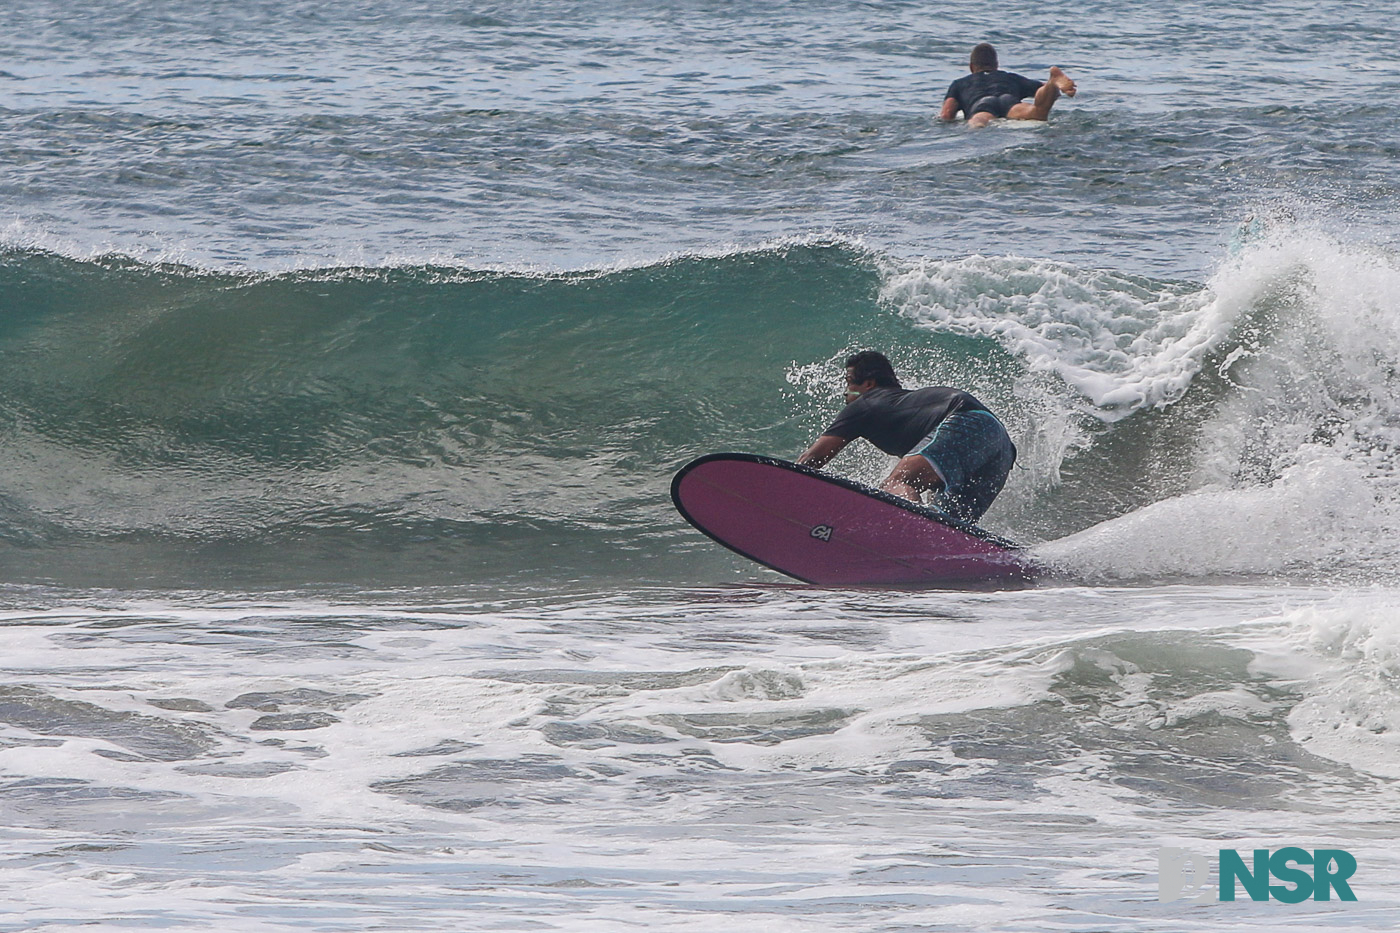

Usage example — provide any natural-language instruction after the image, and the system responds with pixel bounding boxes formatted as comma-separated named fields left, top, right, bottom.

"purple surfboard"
left=671, top=453, right=1035, bottom=587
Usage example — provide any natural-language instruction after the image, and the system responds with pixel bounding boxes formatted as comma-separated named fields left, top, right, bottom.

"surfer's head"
left=844, top=350, right=901, bottom=402
left=969, top=43, right=998, bottom=73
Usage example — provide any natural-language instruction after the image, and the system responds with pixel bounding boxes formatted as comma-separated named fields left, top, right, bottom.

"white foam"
left=876, top=224, right=1400, bottom=580
left=5, top=585, right=1400, bottom=929
left=1247, top=593, right=1400, bottom=778
left=881, top=253, right=1226, bottom=422
left=1035, top=447, right=1379, bottom=580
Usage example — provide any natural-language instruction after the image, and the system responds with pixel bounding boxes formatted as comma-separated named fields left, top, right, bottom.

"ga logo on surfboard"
left=810, top=524, right=833, bottom=542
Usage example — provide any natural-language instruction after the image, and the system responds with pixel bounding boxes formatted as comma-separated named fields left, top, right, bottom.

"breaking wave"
left=2, top=223, right=1398, bottom=586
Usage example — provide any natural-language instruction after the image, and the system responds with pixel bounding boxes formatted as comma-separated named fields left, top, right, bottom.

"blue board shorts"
left=909, top=410, right=1016, bottom=525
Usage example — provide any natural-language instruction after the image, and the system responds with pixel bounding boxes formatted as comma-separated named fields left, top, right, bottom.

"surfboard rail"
left=671, top=452, right=1035, bottom=587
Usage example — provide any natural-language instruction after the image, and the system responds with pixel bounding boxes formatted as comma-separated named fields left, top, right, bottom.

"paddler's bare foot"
left=1049, top=67, right=1076, bottom=97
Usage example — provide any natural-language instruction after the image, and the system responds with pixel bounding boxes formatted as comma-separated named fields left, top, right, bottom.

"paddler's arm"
left=940, top=97, right=960, bottom=121
left=796, top=435, right=848, bottom=469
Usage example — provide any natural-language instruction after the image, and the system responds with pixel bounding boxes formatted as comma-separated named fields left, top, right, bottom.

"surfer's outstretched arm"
left=797, top=435, right=848, bottom=469
left=940, top=97, right=960, bottom=121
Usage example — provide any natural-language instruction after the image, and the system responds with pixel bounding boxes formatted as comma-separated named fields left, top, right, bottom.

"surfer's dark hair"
left=845, top=351, right=901, bottom=388
left=970, top=43, right=998, bottom=72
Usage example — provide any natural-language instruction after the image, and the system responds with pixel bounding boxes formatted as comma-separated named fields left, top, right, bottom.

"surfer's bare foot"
left=1008, top=67, right=1077, bottom=121
left=1049, top=67, right=1076, bottom=97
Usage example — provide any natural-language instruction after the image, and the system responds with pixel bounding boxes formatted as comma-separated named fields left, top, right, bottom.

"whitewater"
left=4, top=0, right=1400, bottom=930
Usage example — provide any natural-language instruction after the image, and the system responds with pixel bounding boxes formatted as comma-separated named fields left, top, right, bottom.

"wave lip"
left=882, top=254, right=1223, bottom=423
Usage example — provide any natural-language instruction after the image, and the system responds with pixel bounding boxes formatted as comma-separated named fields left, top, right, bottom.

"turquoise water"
left=4, top=1, right=1400, bottom=929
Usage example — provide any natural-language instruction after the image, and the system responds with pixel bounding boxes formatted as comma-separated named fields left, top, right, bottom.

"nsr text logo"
left=1159, top=848, right=1357, bottom=903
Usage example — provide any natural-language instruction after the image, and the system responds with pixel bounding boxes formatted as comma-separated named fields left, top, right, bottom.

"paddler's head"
left=969, top=43, right=998, bottom=73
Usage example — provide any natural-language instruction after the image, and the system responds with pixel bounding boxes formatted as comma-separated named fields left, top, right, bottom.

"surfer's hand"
left=797, top=435, right=848, bottom=468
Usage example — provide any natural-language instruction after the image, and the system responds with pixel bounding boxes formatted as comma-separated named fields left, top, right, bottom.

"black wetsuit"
left=945, top=70, right=1045, bottom=119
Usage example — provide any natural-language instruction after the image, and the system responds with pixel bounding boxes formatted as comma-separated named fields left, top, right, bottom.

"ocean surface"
left=4, top=0, right=1400, bottom=929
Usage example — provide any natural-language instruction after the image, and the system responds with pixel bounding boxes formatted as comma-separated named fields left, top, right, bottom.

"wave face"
left=0, top=242, right=887, bottom=585
left=3, top=227, right=1400, bottom=587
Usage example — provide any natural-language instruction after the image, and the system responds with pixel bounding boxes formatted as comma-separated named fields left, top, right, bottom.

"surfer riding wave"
left=797, top=351, right=1016, bottom=524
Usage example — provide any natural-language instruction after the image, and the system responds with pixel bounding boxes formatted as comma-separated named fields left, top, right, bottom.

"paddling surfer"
left=940, top=43, right=1077, bottom=128
left=796, top=351, right=1016, bottom=524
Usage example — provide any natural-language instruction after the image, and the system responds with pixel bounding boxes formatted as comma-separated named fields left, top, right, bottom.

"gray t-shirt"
left=822, top=386, right=989, bottom=456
